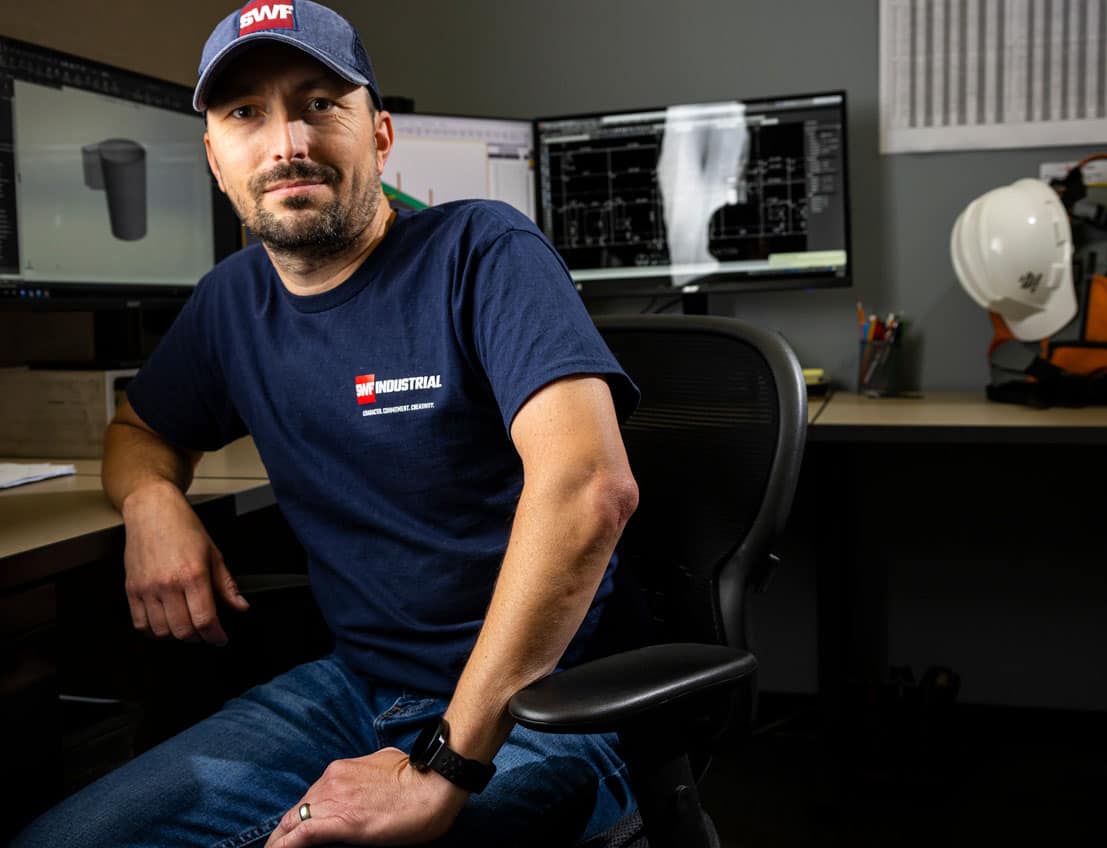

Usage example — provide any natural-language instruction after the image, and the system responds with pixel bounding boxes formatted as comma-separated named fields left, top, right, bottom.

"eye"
left=307, top=97, right=335, bottom=113
left=230, top=104, right=258, bottom=120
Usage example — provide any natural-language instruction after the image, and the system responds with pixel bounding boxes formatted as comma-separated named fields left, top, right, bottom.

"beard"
left=234, top=160, right=381, bottom=261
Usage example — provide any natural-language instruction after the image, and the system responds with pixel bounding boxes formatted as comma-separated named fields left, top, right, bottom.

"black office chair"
left=510, top=314, right=808, bottom=848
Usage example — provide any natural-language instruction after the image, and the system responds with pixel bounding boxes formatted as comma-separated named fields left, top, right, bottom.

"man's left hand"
left=264, top=747, right=469, bottom=847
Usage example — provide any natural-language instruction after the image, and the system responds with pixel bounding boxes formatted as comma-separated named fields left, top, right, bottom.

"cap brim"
left=193, top=31, right=372, bottom=111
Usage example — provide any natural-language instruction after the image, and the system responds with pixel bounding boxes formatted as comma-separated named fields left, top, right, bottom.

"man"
left=13, top=2, right=640, bottom=846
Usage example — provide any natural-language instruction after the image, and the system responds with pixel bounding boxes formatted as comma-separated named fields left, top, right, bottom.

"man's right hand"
left=120, top=480, right=250, bottom=646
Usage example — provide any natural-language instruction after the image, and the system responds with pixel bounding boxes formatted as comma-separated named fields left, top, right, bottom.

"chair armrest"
left=235, top=573, right=311, bottom=596
left=508, top=643, right=756, bottom=735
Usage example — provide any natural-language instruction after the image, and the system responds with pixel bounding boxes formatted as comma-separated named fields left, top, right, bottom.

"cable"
left=1074, top=152, right=1107, bottom=171
left=642, top=295, right=685, bottom=314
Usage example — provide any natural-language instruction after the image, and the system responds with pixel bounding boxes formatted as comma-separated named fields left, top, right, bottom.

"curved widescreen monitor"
left=535, top=91, right=850, bottom=297
left=0, top=36, right=239, bottom=308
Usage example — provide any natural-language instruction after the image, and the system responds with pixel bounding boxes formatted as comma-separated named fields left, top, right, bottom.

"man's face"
left=203, top=43, right=393, bottom=259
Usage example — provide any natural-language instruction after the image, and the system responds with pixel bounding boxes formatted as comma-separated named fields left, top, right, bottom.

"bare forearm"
left=101, top=420, right=197, bottom=512
left=444, top=470, right=638, bottom=762
left=100, top=407, right=246, bottom=646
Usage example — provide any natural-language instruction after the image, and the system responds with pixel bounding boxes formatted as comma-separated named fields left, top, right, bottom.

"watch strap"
left=427, top=740, right=496, bottom=793
left=412, top=718, right=497, bottom=794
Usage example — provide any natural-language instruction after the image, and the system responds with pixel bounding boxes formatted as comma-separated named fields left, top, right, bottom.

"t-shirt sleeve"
left=463, top=227, right=640, bottom=431
left=125, top=283, right=247, bottom=452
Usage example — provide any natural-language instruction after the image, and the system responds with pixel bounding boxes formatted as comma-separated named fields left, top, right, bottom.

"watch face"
left=410, top=718, right=446, bottom=770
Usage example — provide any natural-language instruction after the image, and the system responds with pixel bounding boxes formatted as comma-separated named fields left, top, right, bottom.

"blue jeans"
left=13, top=654, right=634, bottom=847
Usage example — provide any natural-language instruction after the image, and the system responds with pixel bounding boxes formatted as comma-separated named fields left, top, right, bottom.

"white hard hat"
left=950, top=178, right=1075, bottom=341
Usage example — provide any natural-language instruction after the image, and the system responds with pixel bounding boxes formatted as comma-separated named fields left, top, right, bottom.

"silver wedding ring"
left=298, top=802, right=311, bottom=822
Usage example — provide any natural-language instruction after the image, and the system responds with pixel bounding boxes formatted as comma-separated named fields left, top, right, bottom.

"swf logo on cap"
left=239, top=0, right=296, bottom=36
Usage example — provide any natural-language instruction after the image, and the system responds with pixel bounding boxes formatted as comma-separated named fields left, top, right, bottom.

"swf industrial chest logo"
left=354, top=372, right=443, bottom=417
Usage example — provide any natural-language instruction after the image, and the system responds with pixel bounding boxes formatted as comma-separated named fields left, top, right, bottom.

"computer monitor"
left=0, top=36, right=239, bottom=308
left=534, top=91, right=850, bottom=302
left=383, top=113, right=536, bottom=221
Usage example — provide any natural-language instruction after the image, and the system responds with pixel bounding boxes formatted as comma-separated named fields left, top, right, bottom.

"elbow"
left=525, top=458, right=639, bottom=555
left=611, top=467, right=639, bottom=534
left=584, top=465, right=639, bottom=547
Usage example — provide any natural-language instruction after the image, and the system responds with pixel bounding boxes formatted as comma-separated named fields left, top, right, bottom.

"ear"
left=204, top=132, right=227, bottom=194
left=373, top=110, right=394, bottom=172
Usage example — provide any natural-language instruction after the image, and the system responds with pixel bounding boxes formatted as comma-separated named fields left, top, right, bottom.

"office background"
left=3, top=0, right=1106, bottom=712
left=2, top=0, right=1097, bottom=388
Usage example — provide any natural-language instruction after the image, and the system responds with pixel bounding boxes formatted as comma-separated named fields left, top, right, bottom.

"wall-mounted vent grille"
left=880, top=0, right=1107, bottom=152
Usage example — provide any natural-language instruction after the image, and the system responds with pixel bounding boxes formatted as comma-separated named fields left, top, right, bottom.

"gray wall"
left=0, top=0, right=229, bottom=87
left=334, top=0, right=1095, bottom=391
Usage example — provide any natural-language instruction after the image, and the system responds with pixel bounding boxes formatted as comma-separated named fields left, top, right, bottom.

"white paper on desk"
left=0, top=462, right=77, bottom=489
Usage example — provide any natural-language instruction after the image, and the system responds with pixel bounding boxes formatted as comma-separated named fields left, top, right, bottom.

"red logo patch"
left=239, top=1, right=296, bottom=35
left=355, top=374, right=376, bottom=405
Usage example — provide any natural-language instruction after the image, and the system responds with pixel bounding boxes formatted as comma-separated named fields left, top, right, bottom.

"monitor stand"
left=36, top=302, right=182, bottom=369
left=681, top=291, right=709, bottom=315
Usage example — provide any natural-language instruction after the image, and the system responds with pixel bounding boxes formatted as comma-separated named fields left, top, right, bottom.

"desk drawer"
left=1, top=582, right=57, bottom=638
left=1, top=583, right=57, bottom=702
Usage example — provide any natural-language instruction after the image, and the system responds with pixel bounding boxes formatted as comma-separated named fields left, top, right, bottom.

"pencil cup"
left=858, top=338, right=900, bottom=396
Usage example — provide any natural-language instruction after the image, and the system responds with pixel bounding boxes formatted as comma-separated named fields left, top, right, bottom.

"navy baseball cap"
left=193, top=0, right=383, bottom=112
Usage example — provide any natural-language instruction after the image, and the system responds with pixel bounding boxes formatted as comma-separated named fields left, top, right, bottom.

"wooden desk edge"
left=809, top=391, right=1107, bottom=444
left=1, top=480, right=274, bottom=591
left=1, top=437, right=269, bottom=481
left=808, top=422, right=1107, bottom=445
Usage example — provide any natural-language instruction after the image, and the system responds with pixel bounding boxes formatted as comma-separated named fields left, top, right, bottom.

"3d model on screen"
left=82, top=139, right=147, bottom=241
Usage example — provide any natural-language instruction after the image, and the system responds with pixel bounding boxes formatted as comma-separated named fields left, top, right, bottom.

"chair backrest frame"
left=594, top=314, right=808, bottom=652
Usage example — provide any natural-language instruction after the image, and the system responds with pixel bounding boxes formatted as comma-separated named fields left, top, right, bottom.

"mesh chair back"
left=595, top=315, right=806, bottom=652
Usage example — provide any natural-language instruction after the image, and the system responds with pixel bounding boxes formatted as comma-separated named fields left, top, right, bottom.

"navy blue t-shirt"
left=127, top=200, right=638, bottom=695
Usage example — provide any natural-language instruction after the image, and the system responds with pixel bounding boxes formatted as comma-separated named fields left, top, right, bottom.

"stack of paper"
left=0, top=463, right=77, bottom=490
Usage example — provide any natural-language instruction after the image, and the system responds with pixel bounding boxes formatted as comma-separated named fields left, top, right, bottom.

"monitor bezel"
left=533, top=89, right=852, bottom=298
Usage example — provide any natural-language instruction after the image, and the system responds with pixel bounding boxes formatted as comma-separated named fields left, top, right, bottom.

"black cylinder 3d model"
left=82, top=139, right=147, bottom=241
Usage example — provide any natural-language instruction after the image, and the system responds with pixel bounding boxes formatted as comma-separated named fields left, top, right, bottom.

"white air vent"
left=880, top=0, right=1107, bottom=152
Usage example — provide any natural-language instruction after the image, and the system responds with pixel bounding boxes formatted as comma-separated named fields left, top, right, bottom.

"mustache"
left=250, top=162, right=339, bottom=197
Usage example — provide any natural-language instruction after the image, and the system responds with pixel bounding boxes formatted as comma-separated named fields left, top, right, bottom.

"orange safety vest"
left=987, top=274, right=1107, bottom=406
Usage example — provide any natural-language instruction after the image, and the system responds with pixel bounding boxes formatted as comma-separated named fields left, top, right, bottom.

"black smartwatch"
left=409, top=716, right=496, bottom=794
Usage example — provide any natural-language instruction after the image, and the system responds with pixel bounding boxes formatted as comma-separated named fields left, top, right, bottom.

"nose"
left=267, top=108, right=309, bottom=163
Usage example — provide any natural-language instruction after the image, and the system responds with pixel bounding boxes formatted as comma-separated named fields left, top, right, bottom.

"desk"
left=0, top=438, right=290, bottom=840
left=803, top=390, right=1107, bottom=721
left=2, top=435, right=268, bottom=480
left=1, top=438, right=272, bottom=592
left=810, top=390, right=1107, bottom=444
